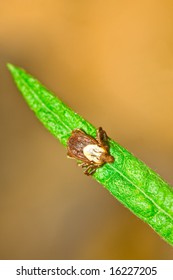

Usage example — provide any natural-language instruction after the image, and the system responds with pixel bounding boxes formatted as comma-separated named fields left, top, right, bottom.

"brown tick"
left=67, top=127, right=114, bottom=175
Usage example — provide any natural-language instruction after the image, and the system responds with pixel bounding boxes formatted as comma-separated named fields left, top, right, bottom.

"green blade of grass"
left=7, top=63, right=173, bottom=246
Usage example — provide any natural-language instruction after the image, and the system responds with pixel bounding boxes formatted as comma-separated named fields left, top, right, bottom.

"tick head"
left=103, top=153, right=114, bottom=163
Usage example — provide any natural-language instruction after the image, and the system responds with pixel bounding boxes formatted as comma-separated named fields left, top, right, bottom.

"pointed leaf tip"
left=7, top=63, right=18, bottom=74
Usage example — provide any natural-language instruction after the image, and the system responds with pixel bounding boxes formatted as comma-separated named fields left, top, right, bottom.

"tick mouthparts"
left=106, top=155, right=114, bottom=163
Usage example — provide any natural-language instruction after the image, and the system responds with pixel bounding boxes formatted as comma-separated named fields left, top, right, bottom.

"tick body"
left=67, top=127, right=114, bottom=175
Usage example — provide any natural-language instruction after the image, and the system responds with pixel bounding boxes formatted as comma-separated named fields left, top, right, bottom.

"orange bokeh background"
left=0, top=0, right=173, bottom=259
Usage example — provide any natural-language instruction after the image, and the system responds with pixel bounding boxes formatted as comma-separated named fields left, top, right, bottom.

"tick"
left=67, top=127, right=114, bottom=175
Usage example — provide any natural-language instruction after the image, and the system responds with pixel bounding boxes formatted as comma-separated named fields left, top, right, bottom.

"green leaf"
left=7, top=63, right=173, bottom=246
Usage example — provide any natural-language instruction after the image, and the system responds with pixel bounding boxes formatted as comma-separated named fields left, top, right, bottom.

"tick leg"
left=79, top=161, right=95, bottom=171
left=83, top=164, right=98, bottom=176
left=67, top=151, right=73, bottom=158
left=72, top=128, right=86, bottom=135
left=96, top=127, right=108, bottom=147
left=78, top=162, right=89, bottom=168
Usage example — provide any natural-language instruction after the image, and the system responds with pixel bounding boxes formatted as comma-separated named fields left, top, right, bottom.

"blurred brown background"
left=1, top=0, right=173, bottom=259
